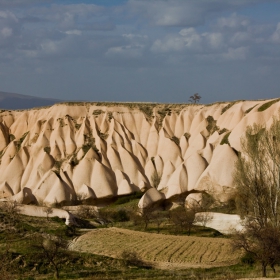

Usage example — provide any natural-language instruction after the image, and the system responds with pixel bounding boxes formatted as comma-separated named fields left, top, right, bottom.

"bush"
left=221, top=103, right=235, bottom=114
left=44, top=146, right=51, bottom=154
left=51, top=216, right=65, bottom=224
left=245, top=104, right=258, bottom=114
left=184, top=132, right=191, bottom=140
left=220, top=132, right=231, bottom=145
left=206, top=116, right=219, bottom=135
left=241, top=252, right=255, bottom=266
left=120, top=250, right=146, bottom=267
left=258, top=99, right=280, bottom=112
left=111, top=210, right=130, bottom=222
left=170, top=136, right=179, bottom=146
left=112, top=192, right=143, bottom=205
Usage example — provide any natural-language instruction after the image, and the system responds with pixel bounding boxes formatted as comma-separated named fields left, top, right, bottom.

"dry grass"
left=70, top=227, right=242, bottom=269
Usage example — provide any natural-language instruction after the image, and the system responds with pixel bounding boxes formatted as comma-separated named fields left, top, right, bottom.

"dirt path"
left=69, top=227, right=243, bottom=269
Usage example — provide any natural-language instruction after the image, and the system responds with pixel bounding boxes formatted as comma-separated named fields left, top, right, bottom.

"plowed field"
left=69, top=227, right=242, bottom=269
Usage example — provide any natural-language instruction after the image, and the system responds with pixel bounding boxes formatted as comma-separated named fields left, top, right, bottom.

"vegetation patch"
left=57, top=117, right=66, bottom=127
left=70, top=154, right=79, bottom=167
left=15, top=131, right=29, bottom=151
left=139, top=104, right=155, bottom=122
left=206, top=116, right=219, bottom=135
left=44, top=146, right=51, bottom=154
left=257, top=98, right=280, bottom=112
left=107, top=111, right=113, bottom=122
left=218, top=128, right=229, bottom=135
left=99, top=131, right=109, bottom=140
left=220, top=132, right=231, bottom=145
left=82, top=133, right=101, bottom=158
left=93, top=109, right=105, bottom=116
left=111, top=192, right=143, bottom=206
left=221, top=103, right=235, bottom=114
left=9, top=134, right=15, bottom=142
left=245, top=104, right=258, bottom=114
left=184, top=132, right=191, bottom=140
left=170, top=136, right=180, bottom=146
left=157, top=105, right=172, bottom=127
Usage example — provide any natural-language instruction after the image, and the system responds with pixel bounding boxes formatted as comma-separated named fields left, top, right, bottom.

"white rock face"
left=195, top=212, right=244, bottom=234
left=0, top=99, right=279, bottom=206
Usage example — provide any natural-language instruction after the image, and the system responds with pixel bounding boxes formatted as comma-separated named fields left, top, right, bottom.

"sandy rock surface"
left=0, top=99, right=279, bottom=206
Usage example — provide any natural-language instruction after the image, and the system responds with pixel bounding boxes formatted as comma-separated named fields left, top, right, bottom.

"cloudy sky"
left=1, top=0, right=280, bottom=104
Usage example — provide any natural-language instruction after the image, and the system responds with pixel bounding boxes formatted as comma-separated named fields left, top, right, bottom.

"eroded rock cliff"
left=0, top=99, right=279, bottom=207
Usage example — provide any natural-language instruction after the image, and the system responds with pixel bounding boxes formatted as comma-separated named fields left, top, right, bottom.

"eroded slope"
left=0, top=99, right=279, bottom=206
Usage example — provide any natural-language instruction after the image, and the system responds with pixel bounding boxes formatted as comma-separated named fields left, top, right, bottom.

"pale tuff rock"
left=0, top=99, right=279, bottom=207
left=138, top=187, right=166, bottom=209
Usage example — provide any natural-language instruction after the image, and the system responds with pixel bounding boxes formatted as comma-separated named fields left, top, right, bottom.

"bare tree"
left=76, top=205, right=97, bottom=220
left=150, top=210, right=168, bottom=233
left=140, top=207, right=154, bottom=231
left=195, top=211, right=213, bottom=228
left=189, top=93, right=201, bottom=104
left=0, top=200, right=20, bottom=231
left=34, top=234, right=68, bottom=279
left=169, top=206, right=196, bottom=235
left=43, top=207, right=53, bottom=221
left=233, top=116, right=280, bottom=277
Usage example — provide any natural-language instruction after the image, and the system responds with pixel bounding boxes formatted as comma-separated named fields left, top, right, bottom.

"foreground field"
left=69, top=227, right=242, bottom=269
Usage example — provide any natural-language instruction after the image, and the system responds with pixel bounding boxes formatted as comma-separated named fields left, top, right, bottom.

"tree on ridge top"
left=189, top=93, right=201, bottom=104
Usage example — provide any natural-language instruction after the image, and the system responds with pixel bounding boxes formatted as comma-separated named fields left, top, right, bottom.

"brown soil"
left=69, top=227, right=243, bottom=269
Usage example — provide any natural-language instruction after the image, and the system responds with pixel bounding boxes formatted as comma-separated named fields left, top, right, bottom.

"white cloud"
left=222, top=46, right=248, bottom=60
left=123, top=34, right=148, bottom=40
left=151, top=37, right=185, bottom=52
left=65, top=29, right=82, bottom=35
left=217, top=13, right=250, bottom=31
left=127, top=0, right=206, bottom=27
left=1, top=27, right=13, bottom=37
left=106, top=44, right=144, bottom=58
left=272, top=22, right=280, bottom=43
left=40, top=40, right=59, bottom=54
left=203, top=32, right=224, bottom=49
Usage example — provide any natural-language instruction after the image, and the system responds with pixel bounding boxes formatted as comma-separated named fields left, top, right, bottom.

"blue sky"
left=1, top=0, right=280, bottom=104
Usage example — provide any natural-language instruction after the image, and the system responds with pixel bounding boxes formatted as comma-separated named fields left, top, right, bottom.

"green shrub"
left=170, top=136, right=179, bottom=146
left=75, top=123, right=82, bottom=130
left=93, top=109, right=105, bottom=116
left=51, top=216, right=65, bottom=223
left=139, top=105, right=155, bottom=121
left=112, top=192, right=143, bottom=205
left=219, top=128, right=228, bottom=135
left=99, top=132, right=108, bottom=140
left=70, top=156, right=79, bottom=167
left=120, top=250, right=147, bottom=267
left=57, top=117, right=65, bottom=127
left=245, top=104, right=258, bottom=114
left=258, top=99, right=280, bottom=112
left=19, top=131, right=29, bottom=143
left=241, top=252, right=255, bottom=266
left=107, top=111, right=113, bottom=122
left=221, top=103, right=235, bottom=114
left=44, top=146, right=51, bottom=154
left=111, top=210, right=130, bottom=222
left=9, top=134, right=15, bottom=142
left=184, top=132, right=191, bottom=140
left=220, top=132, right=231, bottom=145
left=206, top=116, right=219, bottom=135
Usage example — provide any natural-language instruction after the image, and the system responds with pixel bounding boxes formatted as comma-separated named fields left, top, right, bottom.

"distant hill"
left=0, top=91, right=62, bottom=109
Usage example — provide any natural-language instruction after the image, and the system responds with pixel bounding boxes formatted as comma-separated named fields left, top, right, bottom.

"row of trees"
left=233, top=115, right=280, bottom=277
left=76, top=201, right=213, bottom=235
